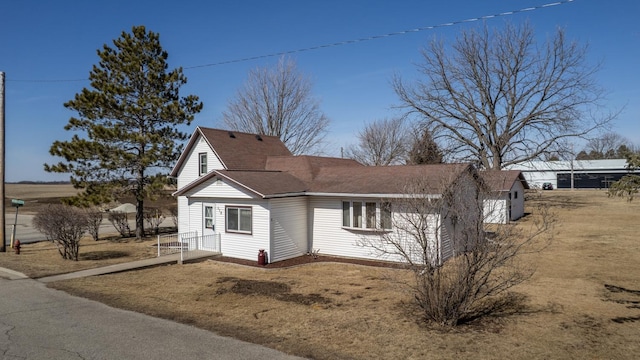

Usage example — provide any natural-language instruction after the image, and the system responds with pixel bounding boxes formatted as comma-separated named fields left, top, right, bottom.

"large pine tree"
left=46, top=26, right=203, bottom=239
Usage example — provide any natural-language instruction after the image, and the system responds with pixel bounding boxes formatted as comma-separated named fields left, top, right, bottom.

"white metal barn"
left=507, top=159, right=631, bottom=189
left=170, top=127, right=490, bottom=264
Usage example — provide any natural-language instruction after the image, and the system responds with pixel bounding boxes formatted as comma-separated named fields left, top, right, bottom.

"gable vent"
left=255, top=135, right=263, bottom=141
left=228, top=131, right=236, bottom=138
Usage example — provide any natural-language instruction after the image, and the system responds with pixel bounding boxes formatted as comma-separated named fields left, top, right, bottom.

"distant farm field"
left=4, top=183, right=78, bottom=198
left=4, top=183, right=81, bottom=215
left=3, top=183, right=175, bottom=214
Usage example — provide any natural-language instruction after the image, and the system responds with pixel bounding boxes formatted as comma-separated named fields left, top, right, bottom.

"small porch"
left=157, top=231, right=221, bottom=264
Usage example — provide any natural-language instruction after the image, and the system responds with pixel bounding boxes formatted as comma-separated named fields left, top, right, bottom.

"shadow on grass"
left=398, top=292, right=538, bottom=332
left=80, top=250, right=130, bottom=261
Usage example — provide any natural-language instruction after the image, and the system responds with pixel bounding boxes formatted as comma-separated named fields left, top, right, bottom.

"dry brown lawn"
left=2, top=189, right=640, bottom=359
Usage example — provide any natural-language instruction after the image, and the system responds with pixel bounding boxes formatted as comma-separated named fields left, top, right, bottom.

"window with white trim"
left=199, top=152, right=207, bottom=175
left=204, top=206, right=214, bottom=229
left=226, top=206, right=252, bottom=234
left=342, top=201, right=392, bottom=230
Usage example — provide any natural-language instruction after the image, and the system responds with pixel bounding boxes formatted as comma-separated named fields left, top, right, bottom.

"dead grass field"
left=2, top=190, right=640, bottom=359
left=4, top=183, right=176, bottom=214
left=0, top=237, right=158, bottom=278
left=4, top=183, right=81, bottom=214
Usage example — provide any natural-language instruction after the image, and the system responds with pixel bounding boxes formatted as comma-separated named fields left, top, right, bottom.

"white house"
left=481, top=170, right=529, bottom=224
left=171, top=127, right=495, bottom=264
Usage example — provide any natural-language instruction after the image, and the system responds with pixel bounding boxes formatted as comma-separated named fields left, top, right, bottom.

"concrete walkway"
left=38, top=251, right=217, bottom=283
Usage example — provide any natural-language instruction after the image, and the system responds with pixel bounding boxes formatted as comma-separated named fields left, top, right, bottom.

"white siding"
left=177, top=135, right=225, bottom=189
left=270, top=197, right=308, bottom=262
left=177, top=195, right=189, bottom=231
left=509, top=181, right=526, bottom=221
left=440, top=219, right=453, bottom=261
left=484, top=197, right=508, bottom=224
left=218, top=199, right=270, bottom=261
left=187, top=177, right=254, bottom=199
left=188, top=198, right=204, bottom=235
left=310, top=197, right=404, bottom=261
left=183, top=197, right=270, bottom=261
left=483, top=181, right=526, bottom=224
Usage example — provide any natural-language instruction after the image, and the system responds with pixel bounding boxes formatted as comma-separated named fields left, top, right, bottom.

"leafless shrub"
left=84, top=208, right=103, bottom=241
left=32, top=204, right=88, bottom=261
left=168, top=205, right=178, bottom=228
left=143, top=207, right=165, bottom=235
left=108, top=211, right=131, bottom=237
left=358, top=169, right=554, bottom=326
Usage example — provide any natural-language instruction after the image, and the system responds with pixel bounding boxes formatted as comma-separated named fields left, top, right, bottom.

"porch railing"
left=157, top=231, right=221, bottom=263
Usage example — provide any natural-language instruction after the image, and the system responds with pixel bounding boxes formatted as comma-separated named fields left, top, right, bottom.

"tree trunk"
left=136, top=197, right=144, bottom=239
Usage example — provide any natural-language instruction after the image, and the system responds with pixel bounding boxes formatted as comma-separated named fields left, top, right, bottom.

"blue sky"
left=1, top=0, right=638, bottom=181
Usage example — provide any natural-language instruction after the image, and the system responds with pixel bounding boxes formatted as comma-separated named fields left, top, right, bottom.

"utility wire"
left=9, top=0, right=575, bottom=82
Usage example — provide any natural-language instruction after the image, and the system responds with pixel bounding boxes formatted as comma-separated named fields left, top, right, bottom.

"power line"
left=185, top=0, right=574, bottom=70
left=8, top=0, right=575, bottom=82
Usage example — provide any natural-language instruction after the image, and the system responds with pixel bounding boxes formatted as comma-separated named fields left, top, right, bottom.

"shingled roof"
left=173, top=127, right=478, bottom=198
left=265, top=155, right=363, bottom=184
left=171, top=127, right=292, bottom=176
left=309, top=163, right=472, bottom=195
left=481, top=170, right=529, bottom=192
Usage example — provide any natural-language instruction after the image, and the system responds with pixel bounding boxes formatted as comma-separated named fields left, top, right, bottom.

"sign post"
left=10, top=199, right=23, bottom=248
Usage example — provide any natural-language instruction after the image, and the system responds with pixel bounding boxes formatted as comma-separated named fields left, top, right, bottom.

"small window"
left=366, top=202, right=376, bottom=228
left=342, top=201, right=350, bottom=227
left=380, top=202, right=392, bottom=229
left=514, top=191, right=518, bottom=199
left=199, top=153, right=207, bottom=175
left=352, top=202, right=362, bottom=228
left=204, top=206, right=213, bottom=229
left=226, top=206, right=252, bottom=234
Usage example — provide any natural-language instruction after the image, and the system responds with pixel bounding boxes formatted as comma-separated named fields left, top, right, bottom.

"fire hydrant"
left=14, top=240, right=21, bottom=255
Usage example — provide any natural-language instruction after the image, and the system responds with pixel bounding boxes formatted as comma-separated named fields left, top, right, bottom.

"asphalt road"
left=4, top=213, right=50, bottom=244
left=0, top=274, right=305, bottom=360
left=3, top=214, right=172, bottom=245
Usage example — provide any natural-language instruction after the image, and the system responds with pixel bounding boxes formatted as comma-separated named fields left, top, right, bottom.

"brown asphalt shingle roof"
left=216, top=170, right=309, bottom=197
left=200, top=128, right=292, bottom=170
left=265, top=155, right=364, bottom=183
left=309, top=163, right=472, bottom=195
left=481, top=170, right=529, bottom=192
left=173, top=127, right=477, bottom=198
left=171, top=127, right=292, bottom=176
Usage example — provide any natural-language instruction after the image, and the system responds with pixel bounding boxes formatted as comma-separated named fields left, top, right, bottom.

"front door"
left=202, top=204, right=218, bottom=251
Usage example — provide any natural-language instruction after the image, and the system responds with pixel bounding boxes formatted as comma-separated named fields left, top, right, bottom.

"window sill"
left=225, top=230, right=252, bottom=235
left=341, top=226, right=392, bottom=233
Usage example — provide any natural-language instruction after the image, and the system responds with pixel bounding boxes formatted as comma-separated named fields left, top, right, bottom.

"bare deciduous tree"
left=143, top=207, right=166, bottom=235
left=346, top=117, right=409, bottom=166
left=393, top=22, right=613, bottom=169
left=84, top=208, right=103, bottom=241
left=222, top=57, right=329, bottom=155
left=169, top=205, right=178, bottom=228
left=583, top=132, right=629, bottom=159
left=108, top=211, right=131, bottom=237
left=358, top=170, right=554, bottom=326
left=33, top=204, right=88, bottom=261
